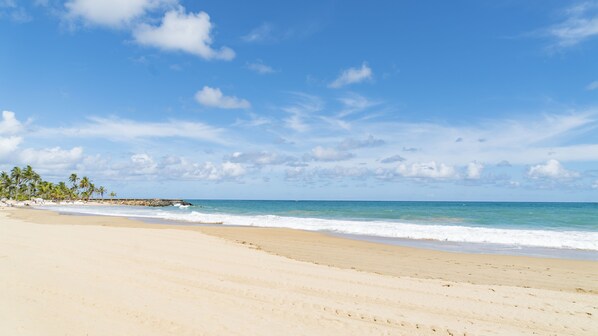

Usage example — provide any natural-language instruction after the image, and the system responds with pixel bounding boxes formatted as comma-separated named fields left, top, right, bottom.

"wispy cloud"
left=246, top=60, right=275, bottom=74
left=241, top=21, right=319, bottom=43
left=587, top=81, right=598, bottom=90
left=329, top=63, right=373, bottom=88
left=543, top=1, right=598, bottom=49
left=35, top=116, right=228, bottom=144
left=242, top=22, right=275, bottom=42
left=195, top=86, right=250, bottom=109
left=282, top=93, right=323, bottom=132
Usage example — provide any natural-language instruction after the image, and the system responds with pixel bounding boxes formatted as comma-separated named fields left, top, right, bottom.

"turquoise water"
left=186, top=200, right=598, bottom=232
left=44, top=201, right=598, bottom=258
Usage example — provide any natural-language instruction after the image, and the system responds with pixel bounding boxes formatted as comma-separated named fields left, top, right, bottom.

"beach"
left=1, top=208, right=597, bottom=335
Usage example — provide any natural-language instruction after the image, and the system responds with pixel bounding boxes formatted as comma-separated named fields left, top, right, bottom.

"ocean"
left=42, top=200, right=598, bottom=260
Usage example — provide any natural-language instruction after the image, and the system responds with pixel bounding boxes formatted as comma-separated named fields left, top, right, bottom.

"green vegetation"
left=0, top=165, right=114, bottom=201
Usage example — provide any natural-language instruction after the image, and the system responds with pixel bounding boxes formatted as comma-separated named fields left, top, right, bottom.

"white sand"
left=1, top=209, right=597, bottom=335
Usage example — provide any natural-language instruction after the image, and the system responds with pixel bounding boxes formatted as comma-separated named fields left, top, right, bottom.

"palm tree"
left=109, top=191, right=116, bottom=199
left=10, top=166, right=22, bottom=200
left=79, top=176, right=90, bottom=200
left=68, top=173, right=79, bottom=199
left=97, top=186, right=106, bottom=200
left=0, top=171, right=10, bottom=198
left=38, top=181, right=53, bottom=200
left=87, top=183, right=95, bottom=201
left=23, top=165, right=40, bottom=199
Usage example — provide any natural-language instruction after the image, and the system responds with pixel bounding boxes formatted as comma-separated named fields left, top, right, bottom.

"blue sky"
left=1, top=0, right=598, bottom=201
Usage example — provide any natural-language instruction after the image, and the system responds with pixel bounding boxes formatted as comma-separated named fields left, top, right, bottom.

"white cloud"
left=242, top=23, right=274, bottom=42
left=545, top=2, right=598, bottom=48
left=329, top=63, right=373, bottom=88
left=365, top=111, right=598, bottom=165
left=247, top=61, right=275, bottom=74
left=0, top=111, right=24, bottom=159
left=282, top=93, right=323, bottom=132
left=338, top=135, right=385, bottom=150
left=130, top=153, right=157, bottom=175
left=397, top=161, right=457, bottom=179
left=0, top=136, right=22, bottom=158
left=337, top=93, right=378, bottom=117
left=163, top=157, right=245, bottom=181
left=228, top=151, right=295, bottom=166
left=380, top=154, right=406, bottom=164
left=194, top=86, right=250, bottom=109
left=133, top=7, right=234, bottom=60
left=308, top=146, right=353, bottom=162
left=527, top=159, right=579, bottom=179
left=466, top=161, right=484, bottom=179
left=65, top=0, right=175, bottom=27
left=0, top=110, right=23, bottom=134
left=285, top=165, right=370, bottom=182
left=19, top=146, right=83, bottom=170
left=35, top=116, right=227, bottom=144
left=587, top=81, right=598, bottom=90
left=592, top=180, right=598, bottom=189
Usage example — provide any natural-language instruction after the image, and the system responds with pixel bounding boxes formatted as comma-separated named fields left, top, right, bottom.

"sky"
left=1, top=0, right=597, bottom=201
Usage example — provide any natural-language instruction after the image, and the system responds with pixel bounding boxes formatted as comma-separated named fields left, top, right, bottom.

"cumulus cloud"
left=19, top=146, right=83, bottom=170
left=167, top=158, right=245, bottom=181
left=133, top=7, right=234, bottom=60
left=397, top=161, right=457, bottom=179
left=466, top=161, right=484, bottom=179
left=130, top=153, right=157, bottom=175
left=308, top=146, right=354, bottom=162
left=0, top=111, right=24, bottom=159
left=0, top=136, right=22, bottom=158
left=247, top=60, right=275, bottom=74
left=329, top=62, right=373, bottom=88
left=0, top=110, right=23, bottom=134
left=194, top=86, right=250, bottom=109
left=285, top=165, right=369, bottom=182
left=65, top=0, right=176, bottom=27
left=527, top=159, right=579, bottom=179
left=122, top=154, right=246, bottom=181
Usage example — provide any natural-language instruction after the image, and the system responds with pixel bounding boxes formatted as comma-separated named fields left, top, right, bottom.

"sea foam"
left=40, top=205, right=598, bottom=251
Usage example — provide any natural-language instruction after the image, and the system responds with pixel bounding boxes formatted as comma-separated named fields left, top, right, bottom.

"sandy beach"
left=1, top=208, right=597, bottom=335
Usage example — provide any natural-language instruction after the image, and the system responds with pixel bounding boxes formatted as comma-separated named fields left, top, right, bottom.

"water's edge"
left=38, top=203, right=598, bottom=261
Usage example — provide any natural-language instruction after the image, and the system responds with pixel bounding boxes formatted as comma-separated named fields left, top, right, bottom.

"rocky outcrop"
left=92, top=199, right=192, bottom=207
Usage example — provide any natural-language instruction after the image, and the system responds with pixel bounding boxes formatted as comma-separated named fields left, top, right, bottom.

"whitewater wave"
left=40, top=205, right=598, bottom=251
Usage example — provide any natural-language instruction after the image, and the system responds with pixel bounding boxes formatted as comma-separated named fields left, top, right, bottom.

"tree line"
left=0, top=165, right=116, bottom=201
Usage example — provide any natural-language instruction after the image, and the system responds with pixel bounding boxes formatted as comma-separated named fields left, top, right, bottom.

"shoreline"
left=34, top=203, right=598, bottom=261
left=6, top=207, right=598, bottom=294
